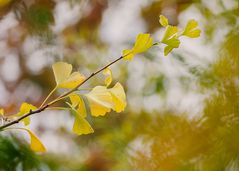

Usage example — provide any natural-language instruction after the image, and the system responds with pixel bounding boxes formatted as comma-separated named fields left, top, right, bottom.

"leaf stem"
left=46, top=107, right=69, bottom=110
left=39, top=86, right=57, bottom=108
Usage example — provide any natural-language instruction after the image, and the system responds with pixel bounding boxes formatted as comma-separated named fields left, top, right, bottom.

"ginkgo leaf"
left=17, top=103, right=37, bottom=126
left=163, top=37, right=180, bottom=48
left=85, top=86, right=113, bottom=117
left=184, top=19, right=198, bottom=31
left=67, top=104, right=94, bottom=135
left=182, top=19, right=201, bottom=38
left=69, top=94, right=87, bottom=118
left=69, top=94, right=80, bottom=108
left=52, top=62, right=85, bottom=89
left=123, top=33, right=153, bottom=60
left=59, top=72, right=85, bottom=89
left=72, top=114, right=94, bottom=135
left=161, top=25, right=180, bottom=56
left=159, top=15, right=168, bottom=27
left=17, top=128, right=46, bottom=152
left=103, top=67, right=112, bottom=87
left=186, top=29, right=201, bottom=38
left=109, top=82, right=126, bottom=113
left=133, top=33, right=153, bottom=54
left=162, top=26, right=178, bottom=42
left=158, top=16, right=200, bottom=56
left=164, top=46, right=174, bottom=56
left=123, top=49, right=134, bottom=60
left=53, top=62, right=72, bottom=85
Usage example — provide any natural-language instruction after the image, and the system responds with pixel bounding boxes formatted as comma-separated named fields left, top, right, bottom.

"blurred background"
left=0, top=0, right=239, bottom=170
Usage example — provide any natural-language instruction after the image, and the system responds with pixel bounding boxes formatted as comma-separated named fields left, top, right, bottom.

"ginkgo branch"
left=0, top=55, right=124, bottom=131
left=0, top=105, right=49, bottom=130
left=0, top=15, right=201, bottom=152
left=50, top=55, right=124, bottom=104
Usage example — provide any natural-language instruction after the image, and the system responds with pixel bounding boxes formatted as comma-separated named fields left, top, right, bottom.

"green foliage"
left=0, top=135, right=40, bottom=171
left=25, top=4, right=54, bottom=33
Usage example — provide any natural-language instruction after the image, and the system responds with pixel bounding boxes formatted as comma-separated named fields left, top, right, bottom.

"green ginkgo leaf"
left=159, top=15, right=168, bottom=27
left=182, top=19, right=201, bottom=38
left=161, top=26, right=180, bottom=56
left=163, top=37, right=180, bottom=48
left=164, top=46, right=174, bottom=56
left=162, top=26, right=178, bottom=42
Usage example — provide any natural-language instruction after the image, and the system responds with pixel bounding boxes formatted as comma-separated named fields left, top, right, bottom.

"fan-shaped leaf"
left=69, top=94, right=87, bottom=118
left=17, top=128, right=46, bottom=152
left=17, top=103, right=37, bottom=126
left=85, top=86, right=113, bottom=117
left=103, top=67, right=113, bottom=87
left=123, top=33, right=153, bottom=60
left=159, top=15, right=168, bottom=27
left=52, top=62, right=85, bottom=89
left=182, top=19, right=201, bottom=38
left=72, top=114, right=94, bottom=135
left=109, top=82, right=126, bottom=113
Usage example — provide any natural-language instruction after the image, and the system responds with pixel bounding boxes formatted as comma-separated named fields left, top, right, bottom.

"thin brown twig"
left=0, top=55, right=124, bottom=131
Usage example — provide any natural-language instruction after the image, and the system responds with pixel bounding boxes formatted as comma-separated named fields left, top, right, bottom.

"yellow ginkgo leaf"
left=103, top=67, right=112, bottom=87
left=133, top=33, right=153, bottom=54
left=159, top=15, right=168, bottom=27
left=58, top=72, right=85, bottom=89
left=53, top=62, right=72, bottom=85
left=0, top=0, right=12, bottom=8
left=123, top=33, right=153, bottom=60
left=182, top=19, right=201, bottom=38
left=123, top=49, right=134, bottom=60
left=69, top=94, right=87, bottom=118
left=17, top=103, right=37, bottom=126
left=69, top=94, right=80, bottom=108
left=72, top=114, right=94, bottom=135
left=52, top=62, right=85, bottom=89
left=85, top=86, right=113, bottom=117
left=17, top=128, right=46, bottom=152
left=67, top=103, right=93, bottom=135
left=109, top=82, right=126, bottom=113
